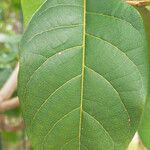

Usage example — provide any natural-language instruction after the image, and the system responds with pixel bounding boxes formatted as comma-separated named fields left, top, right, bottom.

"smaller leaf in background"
left=0, top=136, right=2, bottom=150
left=139, top=95, right=150, bottom=150
left=0, top=52, right=17, bottom=67
left=146, top=6, right=150, bottom=11
left=21, top=0, right=45, bottom=27
left=137, top=7, right=150, bottom=150
left=12, top=0, right=21, bottom=12
left=4, top=107, right=21, bottom=117
left=0, top=34, right=21, bottom=44
left=1, top=131, right=24, bottom=150
left=1, top=132, right=19, bottom=143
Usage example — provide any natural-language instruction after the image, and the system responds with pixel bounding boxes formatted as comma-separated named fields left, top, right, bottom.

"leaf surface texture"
left=19, top=0, right=149, bottom=149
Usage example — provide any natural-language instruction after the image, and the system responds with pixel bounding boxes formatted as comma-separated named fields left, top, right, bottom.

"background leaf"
left=19, top=0, right=149, bottom=149
left=21, top=0, right=45, bottom=27
left=137, top=7, right=150, bottom=150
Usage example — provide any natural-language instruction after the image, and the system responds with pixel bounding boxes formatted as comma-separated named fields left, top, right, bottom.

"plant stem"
left=0, top=115, right=24, bottom=132
left=127, top=0, right=150, bottom=6
left=0, top=64, right=19, bottom=102
left=0, top=97, right=19, bottom=113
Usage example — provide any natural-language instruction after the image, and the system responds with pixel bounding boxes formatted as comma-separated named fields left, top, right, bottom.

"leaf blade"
left=19, top=0, right=149, bottom=149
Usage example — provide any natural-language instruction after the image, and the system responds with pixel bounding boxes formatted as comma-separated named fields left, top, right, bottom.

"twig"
left=0, top=63, right=19, bottom=102
left=0, top=115, right=24, bottom=132
left=127, top=0, right=150, bottom=6
left=2, top=121, right=24, bottom=132
left=0, top=97, right=19, bottom=113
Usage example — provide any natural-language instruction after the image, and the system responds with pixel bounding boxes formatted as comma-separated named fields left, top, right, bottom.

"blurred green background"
left=0, top=0, right=27, bottom=150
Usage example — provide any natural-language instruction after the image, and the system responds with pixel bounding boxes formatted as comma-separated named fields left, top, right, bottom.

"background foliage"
left=0, top=0, right=25, bottom=150
left=21, top=0, right=44, bottom=26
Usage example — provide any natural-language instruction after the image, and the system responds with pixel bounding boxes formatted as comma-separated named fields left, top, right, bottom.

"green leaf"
left=0, top=34, right=21, bottom=44
left=21, top=0, right=45, bottom=27
left=139, top=95, right=150, bottom=150
left=1, top=132, right=19, bottom=143
left=0, top=135, right=2, bottom=150
left=137, top=7, right=150, bottom=150
left=146, top=6, right=150, bottom=12
left=19, top=0, right=149, bottom=149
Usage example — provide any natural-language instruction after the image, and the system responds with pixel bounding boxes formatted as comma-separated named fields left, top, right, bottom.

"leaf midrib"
left=79, top=0, right=86, bottom=149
